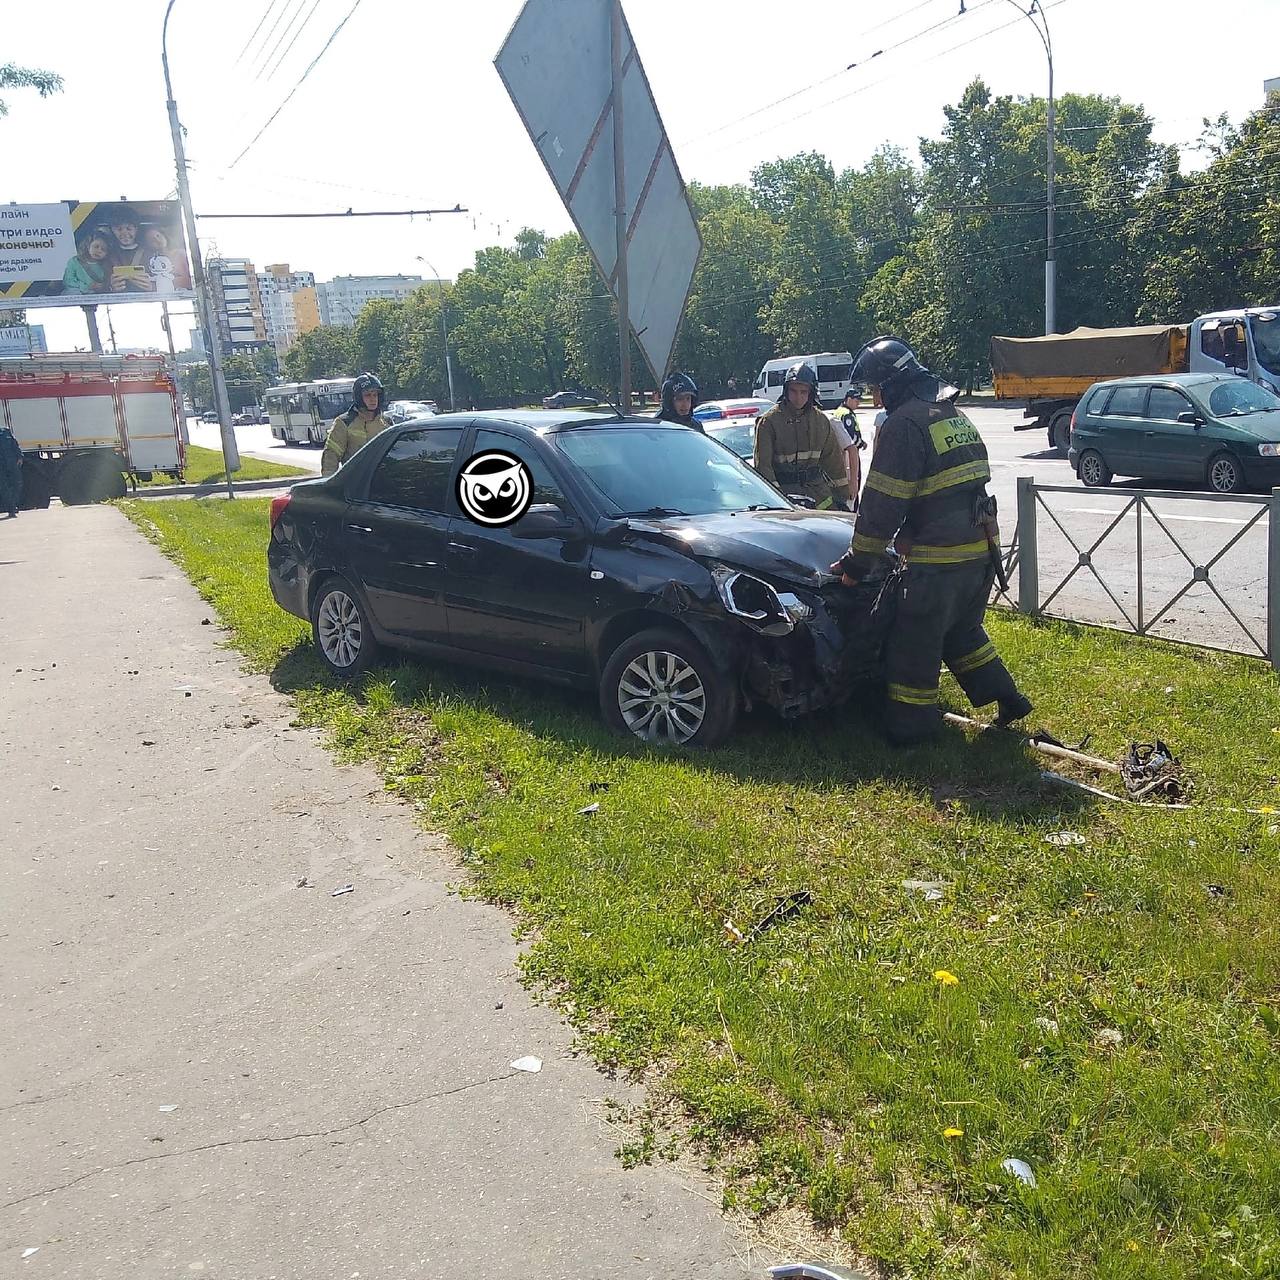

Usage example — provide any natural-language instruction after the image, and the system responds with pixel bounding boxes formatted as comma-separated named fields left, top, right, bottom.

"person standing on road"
left=321, top=373, right=390, bottom=476
left=0, top=424, right=23, bottom=518
left=831, top=336, right=1032, bottom=745
left=754, top=362, right=851, bottom=510
left=831, top=387, right=867, bottom=508
left=654, top=372, right=703, bottom=432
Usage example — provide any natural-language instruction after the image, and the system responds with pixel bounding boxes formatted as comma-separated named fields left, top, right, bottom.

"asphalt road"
left=188, top=405, right=1274, bottom=658
left=0, top=506, right=762, bottom=1279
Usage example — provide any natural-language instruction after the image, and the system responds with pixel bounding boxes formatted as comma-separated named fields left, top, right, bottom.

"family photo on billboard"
left=0, top=200, right=194, bottom=307
left=61, top=203, right=192, bottom=298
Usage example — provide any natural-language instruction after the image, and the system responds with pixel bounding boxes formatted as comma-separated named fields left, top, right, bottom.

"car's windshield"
left=1250, top=313, right=1280, bottom=378
left=555, top=425, right=786, bottom=515
left=1202, top=379, right=1280, bottom=417
left=706, top=422, right=755, bottom=459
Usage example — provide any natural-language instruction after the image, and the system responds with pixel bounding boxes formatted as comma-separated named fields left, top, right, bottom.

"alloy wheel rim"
left=318, top=590, right=362, bottom=668
left=1083, top=456, right=1103, bottom=485
left=618, top=650, right=707, bottom=744
left=1211, top=459, right=1237, bottom=492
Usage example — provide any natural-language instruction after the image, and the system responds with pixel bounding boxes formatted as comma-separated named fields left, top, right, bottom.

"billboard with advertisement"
left=0, top=324, right=48, bottom=355
left=0, top=201, right=194, bottom=310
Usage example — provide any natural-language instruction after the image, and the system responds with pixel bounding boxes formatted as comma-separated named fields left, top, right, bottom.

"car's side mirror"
left=1176, top=410, right=1205, bottom=428
left=787, top=493, right=818, bottom=510
left=512, top=503, right=582, bottom=539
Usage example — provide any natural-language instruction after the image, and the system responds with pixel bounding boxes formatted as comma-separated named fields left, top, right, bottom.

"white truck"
left=0, top=353, right=185, bottom=506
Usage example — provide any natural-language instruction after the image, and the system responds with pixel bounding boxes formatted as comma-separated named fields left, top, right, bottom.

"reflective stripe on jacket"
left=844, top=396, right=993, bottom=576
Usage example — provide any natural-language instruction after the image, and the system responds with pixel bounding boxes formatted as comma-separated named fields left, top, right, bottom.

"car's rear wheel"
left=1207, top=451, right=1245, bottom=494
left=600, top=627, right=737, bottom=748
left=1049, top=409, right=1073, bottom=453
left=311, top=575, right=379, bottom=678
left=1078, top=449, right=1112, bottom=487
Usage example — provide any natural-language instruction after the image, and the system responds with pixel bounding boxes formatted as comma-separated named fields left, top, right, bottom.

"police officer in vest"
left=754, top=362, right=851, bottom=511
left=832, top=336, right=1032, bottom=744
left=321, top=372, right=391, bottom=476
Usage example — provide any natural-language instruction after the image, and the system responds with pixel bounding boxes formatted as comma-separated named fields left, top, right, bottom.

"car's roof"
left=1091, top=372, right=1234, bottom=389
left=393, top=408, right=685, bottom=434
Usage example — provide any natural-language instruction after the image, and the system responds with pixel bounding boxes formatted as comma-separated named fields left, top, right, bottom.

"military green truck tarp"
left=990, top=325, right=1189, bottom=379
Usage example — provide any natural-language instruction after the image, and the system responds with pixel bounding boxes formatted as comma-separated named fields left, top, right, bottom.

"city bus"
left=264, top=377, right=357, bottom=445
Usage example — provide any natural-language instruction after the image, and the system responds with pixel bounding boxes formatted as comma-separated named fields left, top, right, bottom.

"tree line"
left=281, top=79, right=1280, bottom=405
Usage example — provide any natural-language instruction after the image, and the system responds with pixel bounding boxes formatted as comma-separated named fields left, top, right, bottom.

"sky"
left=4, top=0, right=1276, bottom=353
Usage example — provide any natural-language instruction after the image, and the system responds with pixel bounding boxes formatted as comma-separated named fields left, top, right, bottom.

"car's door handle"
left=347, top=523, right=373, bottom=534
left=447, top=541, right=478, bottom=559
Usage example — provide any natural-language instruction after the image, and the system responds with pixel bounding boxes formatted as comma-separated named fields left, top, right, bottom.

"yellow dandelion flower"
left=1124, top=1240, right=1140, bottom=1253
left=934, top=970, right=960, bottom=986
left=943, top=1127, right=964, bottom=1138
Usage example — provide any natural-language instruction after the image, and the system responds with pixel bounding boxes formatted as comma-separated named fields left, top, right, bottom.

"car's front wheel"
left=600, top=627, right=738, bottom=748
left=1078, top=449, right=1112, bottom=488
left=311, top=575, right=379, bottom=678
left=1207, top=451, right=1245, bottom=494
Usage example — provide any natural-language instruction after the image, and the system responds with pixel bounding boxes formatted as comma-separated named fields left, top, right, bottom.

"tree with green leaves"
left=282, top=326, right=358, bottom=382
left=0, top=63, right=63, bottom=118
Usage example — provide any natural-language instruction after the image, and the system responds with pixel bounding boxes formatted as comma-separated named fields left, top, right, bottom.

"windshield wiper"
left=626, top=505, right=690, bottom=517
left=744, top=503, right=785, bottom=511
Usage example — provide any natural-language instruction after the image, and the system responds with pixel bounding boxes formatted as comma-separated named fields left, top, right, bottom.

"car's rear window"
left=1104, top=385, right=1147, bottom=416
left=367, top=427, right=463, bottom=512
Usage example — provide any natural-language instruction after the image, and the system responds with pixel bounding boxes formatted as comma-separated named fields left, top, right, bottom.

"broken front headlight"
left=710, top=565, right=814, bottom=636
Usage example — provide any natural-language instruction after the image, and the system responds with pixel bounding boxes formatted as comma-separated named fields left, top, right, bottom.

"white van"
left=753, top=352, right=857, bottom=409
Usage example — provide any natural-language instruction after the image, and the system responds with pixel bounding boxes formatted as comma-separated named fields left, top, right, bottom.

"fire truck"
left=0, top=353, right=185, bottom=507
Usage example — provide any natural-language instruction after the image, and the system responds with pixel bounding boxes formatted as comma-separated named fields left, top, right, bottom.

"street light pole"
left=983, top=0, right=1056, bottom=333
left=162, top=0, right=239, bottom=496
left=415, top=257, right=456, bottom=411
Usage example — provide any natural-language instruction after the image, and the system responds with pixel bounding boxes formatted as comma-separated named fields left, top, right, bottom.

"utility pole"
left=610, top=0, right=631, bottom=412
left=415, top=258, right=456, bottom=411
left=163, top=0, right=239, bottom=496
left=975, top=0, right=1056, bottom=333
left=81, top=305, right=103, bottom=354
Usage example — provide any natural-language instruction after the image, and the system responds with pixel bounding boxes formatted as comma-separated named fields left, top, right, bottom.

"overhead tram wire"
left=686, top=0, right=1003, bottom=149
left=226, top=0, right=368, bottom=171
left=685, top=0, right=1002, bottom=152
left=194, top=206, right=469, bottom=219
left=255, top=0, right=311, bottom=82
left=245, top=0, right=295, bottom=78
left=689, top=0, right=1072, bottom=159
left=263, top=0, right=326, bottom=82
left=234, top=0, right=284, bottom=67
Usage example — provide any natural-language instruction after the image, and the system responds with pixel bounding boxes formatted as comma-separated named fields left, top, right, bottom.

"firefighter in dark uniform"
left=754, top=362, right=851, bottom=510
left=656, top=371, right=703, bottom=431
left=832, top=336, right=1032, bottom=744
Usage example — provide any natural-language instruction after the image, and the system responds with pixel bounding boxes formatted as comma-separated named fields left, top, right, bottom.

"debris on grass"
left=903, top=879, right=947, bottom=902
left=576, top=802, right=601, bottom=816
left=1002, top=1157, right=1037, bottom=1187
left=1122, top=739, right=1187, bottom=802
left=1044, top=831, right=1086, bottom=847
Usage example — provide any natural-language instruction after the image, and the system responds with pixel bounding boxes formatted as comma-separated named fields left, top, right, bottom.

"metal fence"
left=1003, top=477, right=1279, bottom=670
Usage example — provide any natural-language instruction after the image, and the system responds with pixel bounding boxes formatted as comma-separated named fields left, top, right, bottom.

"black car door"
left=343, top=425, right=465, bottom=645
left=443, top=427, right=593, bottom=674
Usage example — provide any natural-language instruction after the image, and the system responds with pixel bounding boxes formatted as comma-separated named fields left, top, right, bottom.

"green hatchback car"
left=1068, top=373, right=1280, bottom=493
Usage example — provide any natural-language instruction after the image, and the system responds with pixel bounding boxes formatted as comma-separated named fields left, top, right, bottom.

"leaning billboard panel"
left=0, top=200, right=194, bottom=309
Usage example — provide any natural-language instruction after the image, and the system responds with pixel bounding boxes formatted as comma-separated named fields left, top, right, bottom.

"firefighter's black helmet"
left=852, top=337, right=924, bottom=388
left=352, top=372, right=386, bottom=412
left=780, top=361, right=819, bottom=405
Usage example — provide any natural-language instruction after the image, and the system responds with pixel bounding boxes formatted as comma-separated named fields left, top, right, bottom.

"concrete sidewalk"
left=0, top=507, right=760, bottom=1278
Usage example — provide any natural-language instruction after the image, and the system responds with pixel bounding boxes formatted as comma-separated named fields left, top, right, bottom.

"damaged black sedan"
left=268, top=411, right=891, bottom=747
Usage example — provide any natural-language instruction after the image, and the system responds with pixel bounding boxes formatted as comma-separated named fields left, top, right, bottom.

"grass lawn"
left=123, top=496, right=1280, bottom=1279
left=135, top=443, right=309, bottom=488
